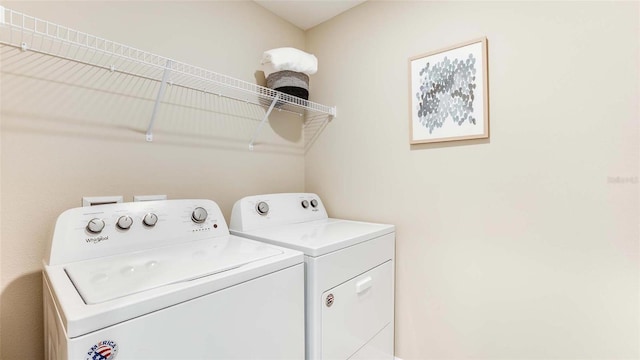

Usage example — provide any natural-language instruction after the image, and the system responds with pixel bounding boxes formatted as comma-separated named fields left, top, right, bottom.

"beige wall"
left=306, top=1, right=639, bottom=359
left=0, top=1, right=305, bottom=359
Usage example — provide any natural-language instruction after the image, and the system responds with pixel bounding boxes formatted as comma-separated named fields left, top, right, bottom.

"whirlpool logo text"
left=85, top=236, right=109, bottom=244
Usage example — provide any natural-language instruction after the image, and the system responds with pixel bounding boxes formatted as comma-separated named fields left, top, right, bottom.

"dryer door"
left=321, top=260, right=393, bottom=359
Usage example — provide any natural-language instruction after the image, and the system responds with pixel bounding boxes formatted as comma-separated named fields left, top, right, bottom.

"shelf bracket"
left=146, top=60, right=173, bottom=142
left=249, top=93, right=280, bottom=151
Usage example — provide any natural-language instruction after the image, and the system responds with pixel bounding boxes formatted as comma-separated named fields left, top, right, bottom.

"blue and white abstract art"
left=410, top=38, right=488, bottom=144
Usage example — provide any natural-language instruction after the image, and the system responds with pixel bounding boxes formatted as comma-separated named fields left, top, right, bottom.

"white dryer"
left=43, top=199, right=305, bottom=360
left=230, top=193, right=395, bottom=360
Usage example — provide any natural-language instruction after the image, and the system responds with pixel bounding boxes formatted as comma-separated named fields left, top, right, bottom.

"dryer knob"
left=310, top=199, right=319, bottom=208
left=86, top=218, right=105, bottom=234
left=301, top=200, right=309, bottom=209
left=116, top=215, right=133, bottom=230
left=191, top=207, right=208, bottom=223
left=256, top=201, right=269, bottom=216
left=143, top=213, right=158, bottom=227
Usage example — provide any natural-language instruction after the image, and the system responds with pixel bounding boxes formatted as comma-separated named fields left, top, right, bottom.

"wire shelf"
left=0, top=6, right=335, bottom=151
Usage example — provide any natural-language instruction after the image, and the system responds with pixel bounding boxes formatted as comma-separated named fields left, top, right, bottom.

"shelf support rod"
left=146, top=60, right=173, bottom=142
left=249, top=93, right=280, bottom=151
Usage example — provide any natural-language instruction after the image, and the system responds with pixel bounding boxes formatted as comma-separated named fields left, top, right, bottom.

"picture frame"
left=409, top=37, right=489, bottom=144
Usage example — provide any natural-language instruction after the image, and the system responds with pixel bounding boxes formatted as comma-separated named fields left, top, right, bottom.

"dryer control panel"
left=230, top=193, right=328, bottom=232
left=46, top=199, right=229, bottom=266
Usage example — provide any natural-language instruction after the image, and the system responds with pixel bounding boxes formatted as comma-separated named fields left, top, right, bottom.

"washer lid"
left=231, top=218, right=394, bottom=257
left=65, top=236, right=283, bottom=304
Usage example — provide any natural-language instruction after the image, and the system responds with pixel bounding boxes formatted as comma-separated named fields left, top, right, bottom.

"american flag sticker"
left=86, top=340, right=119, bottom=360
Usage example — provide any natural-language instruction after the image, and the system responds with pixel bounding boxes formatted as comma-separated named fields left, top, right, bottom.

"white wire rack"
left=0, top=6, right=336, bottom=151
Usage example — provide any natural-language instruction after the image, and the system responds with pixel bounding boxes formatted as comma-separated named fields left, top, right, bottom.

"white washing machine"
left=229, top=193, right=395, bottom=360
left=43, top=199, right=305, bottom=360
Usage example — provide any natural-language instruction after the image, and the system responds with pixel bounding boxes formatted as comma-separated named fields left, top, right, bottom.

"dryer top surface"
left=231, top=218, right=394, bottom=257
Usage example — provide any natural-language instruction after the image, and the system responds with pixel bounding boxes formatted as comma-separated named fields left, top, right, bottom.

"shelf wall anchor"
left=146, top=60, right=173, bottom=142
left=249, top=93, right=280, bottom=151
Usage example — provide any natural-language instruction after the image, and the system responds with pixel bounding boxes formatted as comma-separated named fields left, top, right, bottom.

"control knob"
left=116, top=215, right=133, bottom=230
left=256, top=201, right=269, bottom=216
left=86, top=218, right=105, bottom=234
left=191, top=207, right=208, bottom=223
left=310, top=199, right=319, bottom=208
left=301, top=200, right=309, bottom=209
left=143, top=213, right=158, bottom=227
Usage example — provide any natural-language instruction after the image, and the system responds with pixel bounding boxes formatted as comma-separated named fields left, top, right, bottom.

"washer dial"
left=116, top=215, right=133, bottom=230
left=86, top=218, right=105, bottom=234
left=143, top=213, right=158, bottom=227
left=310, top=199, right=319, bottom=208
left=301, top=200, right=309, bottom=208
left=191, top=207, right=208, bottom=223
left=256, top=201, right=269, bottom=216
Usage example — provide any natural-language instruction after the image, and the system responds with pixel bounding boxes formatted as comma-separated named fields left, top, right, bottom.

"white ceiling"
left=254, top=1, right=366, bottom=30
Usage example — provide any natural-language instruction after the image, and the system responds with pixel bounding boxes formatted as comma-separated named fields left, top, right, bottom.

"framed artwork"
left=409, top=37, right=489, bottom=144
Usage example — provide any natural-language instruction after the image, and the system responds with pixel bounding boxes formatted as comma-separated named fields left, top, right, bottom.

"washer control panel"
left=230, top=193, right=328, bottom=232
left=47, top=199, right=228, bottom=266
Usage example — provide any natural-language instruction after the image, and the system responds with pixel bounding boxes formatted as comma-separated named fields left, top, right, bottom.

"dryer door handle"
left=355, top=276, right=372, bottom=294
